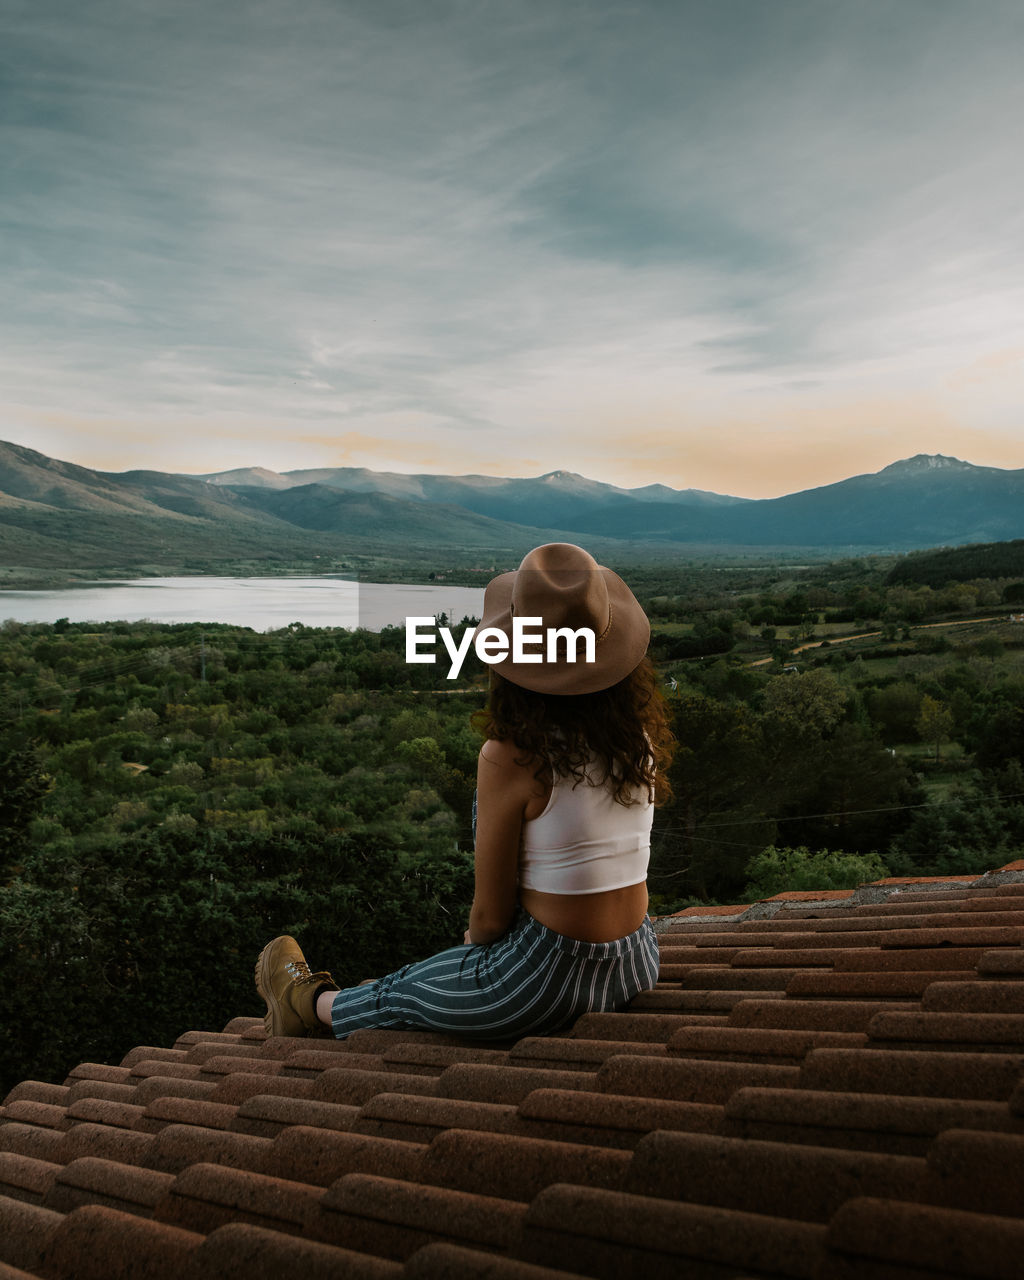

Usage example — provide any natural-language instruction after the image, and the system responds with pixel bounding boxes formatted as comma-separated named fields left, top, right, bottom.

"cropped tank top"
left=518, top=762, right=653, bottom=896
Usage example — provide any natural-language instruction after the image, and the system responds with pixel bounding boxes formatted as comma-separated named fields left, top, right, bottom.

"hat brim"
left=478, top=565, right=650, bottom=693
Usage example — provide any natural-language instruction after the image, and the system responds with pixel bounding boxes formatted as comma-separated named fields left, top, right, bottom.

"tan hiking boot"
left=254, top=935, right=338, bottom=1037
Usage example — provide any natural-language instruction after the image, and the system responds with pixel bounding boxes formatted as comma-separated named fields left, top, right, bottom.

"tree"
left=916, top=695, right=954, bottom=762
left=654, top=694, right=774, bottom=901
left=762, top=669, right=848, bottom=740
left=867, top=681, right=923, bottom=744
left=0, top=733, right=52, bottom=877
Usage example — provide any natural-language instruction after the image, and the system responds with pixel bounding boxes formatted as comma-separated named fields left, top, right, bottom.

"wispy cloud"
left=2, top=0, right=1024, bottom=495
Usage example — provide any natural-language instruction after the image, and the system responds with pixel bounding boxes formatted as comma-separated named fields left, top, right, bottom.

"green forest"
left=2, top=548, right=1024, bottom=1093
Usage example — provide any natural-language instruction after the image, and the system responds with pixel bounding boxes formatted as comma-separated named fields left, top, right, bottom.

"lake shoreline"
left=0, top=575, right=488, bottom=632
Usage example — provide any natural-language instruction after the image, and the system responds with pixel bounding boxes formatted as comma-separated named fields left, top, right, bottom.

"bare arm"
left=466, top=738, right=537, bottom=945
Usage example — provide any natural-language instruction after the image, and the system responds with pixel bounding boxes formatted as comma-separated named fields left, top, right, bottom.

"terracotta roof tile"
left=418, top=1130, right=631, bottom=1201
left=403, top=1241, right=590, bottom=1280
left=127, top=1060, right=204, bottom=1084
left=507, top=1037, right=666, bottom=1070
left=313, top=1069, right=441, bottom=1107
left=172, top=1032, right=247, bottom=1051
left=798, top=1047, right=1024, bottom=1100
left=352, top=1094, right=521, bottom=1146
left=568, top=1012, right=710, bottom=1042
left=208, top=1072, right=315, bottom=1106
left=65, top=1079, right=139, bottom=1107
left=65, top=1064, right=134, bottom=1087
left=514, top=1088, right=723, bottom=1148
left=0, top=1198, right=68, bottom=1274
left=922, top=979, right=1024, bottom=1012
left=679, top=965, right=809, bottom=989
left=229, top=1095, right=361, bottom=1140
left=867, top=1011, right=1024, bottom=1052
left=436, top=1065, right=596, bottom=1105
left=826, top=1197, right=1024, bottom=1279
left=0, top=1153, right=60, bottom=1205
left=57, top=1123, right=154, bottom=1170
left=667, top=903, right=749, bottom=918
left=65, top=1099, right=147, bottom=1132
left=40, top=1204, right=203, bottom=1280
left=654, top=943, right=740, bottom=964
left=264, top=1127, right=426, bottom=1187
left=519, top=1185, right=828, bottom=1278
left=142, top=1125, right=272, bottom=1177
left=132, top=1077, right=219, bottom=1106
left=596, top=1054, right=801, bottom=1102
left=280, top=1049, right=388, bottom=1076
left=119, top=1047, right=190, bottom=1069
left=834, top=947, right=989, bottom=971
left=190, top=1221, right=402, bottom=1280
left=628, top=987, right=788, bottom=1012
left=764, top=890, right=856, bottom=902
left=667, top=1026, right=867, bottom=1064
left=729, top=997, right=919, bottom=1032
left=626, top=1130, right=929, bottom=1221
left=0, top=1124, right=67, bottom=1167
left=722, top=1086, right=1024, bottom=1156
left=727, top=946, right=837, bottom=967
left=2, top=1082, right=70, bottom=1108
left=785, top=969, right=979, bottom=997
left=3, top=862, right=1022, bottom=1277
left=2, top=1102, right=66, bottom=1133
left=379, top=1045, right=512, bottom=1077
left=137, top=1098, right=240, bottom=1135
left=978, top=948, right=1024, bottom=975
left=926, top=1129, right=1024, bottom=1219
left=314, top=1173, right=527, bottom=1260
left=872, top=875, right=980, bottom=885
left=43, top=1157, right=173, bottom=1217
left=183, top=1044, right=265, bottom=1067
left=152, top=1162, right=323, bottom=1237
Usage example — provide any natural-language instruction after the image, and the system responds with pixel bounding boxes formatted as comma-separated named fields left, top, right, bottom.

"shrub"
left=742, top=845, right=889, bottom=901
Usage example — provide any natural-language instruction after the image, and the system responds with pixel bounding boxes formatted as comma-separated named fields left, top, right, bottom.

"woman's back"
left=514, top=753, right=654, bottom=943
left=520, top=760, right=653, bottom=895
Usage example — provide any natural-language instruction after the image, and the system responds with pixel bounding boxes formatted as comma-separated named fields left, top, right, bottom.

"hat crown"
left=510, top=544, right=610, bottom=637
left=478, top=541, right=650, bottom=693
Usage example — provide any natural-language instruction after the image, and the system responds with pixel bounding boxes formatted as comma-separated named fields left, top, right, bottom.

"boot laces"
left=284, top=957, right=315, bottom=984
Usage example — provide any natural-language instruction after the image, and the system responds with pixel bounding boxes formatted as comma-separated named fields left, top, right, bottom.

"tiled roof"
left=2, top=863, right=1023, bottom=1279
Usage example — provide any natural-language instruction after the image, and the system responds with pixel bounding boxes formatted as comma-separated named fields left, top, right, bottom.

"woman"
left=255, top=542, right=674, bottom=1041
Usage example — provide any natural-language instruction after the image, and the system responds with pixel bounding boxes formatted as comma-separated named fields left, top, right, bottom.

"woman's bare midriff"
left=519, top=881, right=649, bottom=944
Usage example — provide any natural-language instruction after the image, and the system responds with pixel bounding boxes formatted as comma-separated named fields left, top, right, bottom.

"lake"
left=0, top=577, right=487, bottom=632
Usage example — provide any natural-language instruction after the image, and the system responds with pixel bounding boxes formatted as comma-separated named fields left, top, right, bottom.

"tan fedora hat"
left=479, top=543, right=650, bottom=693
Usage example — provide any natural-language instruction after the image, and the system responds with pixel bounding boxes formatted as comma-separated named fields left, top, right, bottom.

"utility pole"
left=200, top=631, right=207, bottom=684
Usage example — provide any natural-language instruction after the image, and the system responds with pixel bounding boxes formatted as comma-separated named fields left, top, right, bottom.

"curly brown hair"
left=473, top=655, right=675, bottom=806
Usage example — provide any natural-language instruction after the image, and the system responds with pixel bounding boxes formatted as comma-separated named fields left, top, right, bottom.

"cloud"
left=2, top=1, right=1024, bottom=492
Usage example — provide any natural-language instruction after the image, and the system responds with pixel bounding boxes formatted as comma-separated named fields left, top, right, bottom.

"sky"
left=3, top=0, right=1024, bottom=499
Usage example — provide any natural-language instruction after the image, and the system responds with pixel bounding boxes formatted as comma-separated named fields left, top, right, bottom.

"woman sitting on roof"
left=255, top=542, right=674, bottom=1041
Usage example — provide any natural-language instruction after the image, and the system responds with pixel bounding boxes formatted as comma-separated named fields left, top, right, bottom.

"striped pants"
left=328, top=908, right=659, bottom=1041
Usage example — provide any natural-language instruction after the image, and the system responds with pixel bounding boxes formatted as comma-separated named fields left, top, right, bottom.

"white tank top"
left=519, top=763, right=653, bottom=895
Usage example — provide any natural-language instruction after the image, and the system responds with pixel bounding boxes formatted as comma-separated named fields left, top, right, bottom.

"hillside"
left=3, top=441, right=1024, bottom=573
left=0, top=442, right=594, bottom=573
left=886, top=538, right=1024, bottom=586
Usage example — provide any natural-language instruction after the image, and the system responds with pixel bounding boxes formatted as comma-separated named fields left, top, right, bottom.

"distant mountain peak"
left=201, top=466, right=290, bottom=488
left=880, top=454, right=972, bottom=475
left=540, top=469, right=582, bottom=482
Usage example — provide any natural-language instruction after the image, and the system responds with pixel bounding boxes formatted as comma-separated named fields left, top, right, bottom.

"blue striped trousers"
left=328, top=908, right=660, bottom=1041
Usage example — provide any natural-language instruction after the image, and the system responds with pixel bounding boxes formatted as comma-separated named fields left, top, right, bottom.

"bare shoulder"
left=478, top=738, right=550, bottom=814
left=479, top=736, right=529, bottom=771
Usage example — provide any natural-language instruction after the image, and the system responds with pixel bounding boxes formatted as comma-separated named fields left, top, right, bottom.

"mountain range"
left=1, top=439, right=1023, bottom=572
